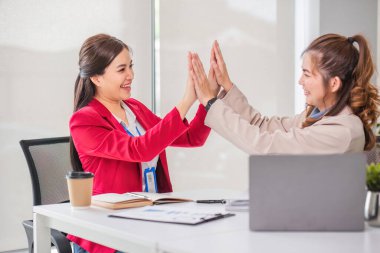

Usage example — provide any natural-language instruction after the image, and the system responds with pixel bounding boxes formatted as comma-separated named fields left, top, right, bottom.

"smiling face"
left=298, top=52, right=338, bottom=111
left=92, top=48, right=134, bottom=103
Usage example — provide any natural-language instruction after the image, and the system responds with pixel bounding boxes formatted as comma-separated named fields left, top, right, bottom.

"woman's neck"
left=94, top=94, right=123, bottom=115
left=316, top=95, right=336, bottom=112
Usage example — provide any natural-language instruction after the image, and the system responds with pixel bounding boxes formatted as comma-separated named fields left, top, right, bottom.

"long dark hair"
left=70, top=34, right=130, bottom=171
left=301, top=33, right=380, bottom=151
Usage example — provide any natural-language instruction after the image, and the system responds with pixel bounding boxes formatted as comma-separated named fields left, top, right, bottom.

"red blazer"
left=68, top=98, right=210, bottom=253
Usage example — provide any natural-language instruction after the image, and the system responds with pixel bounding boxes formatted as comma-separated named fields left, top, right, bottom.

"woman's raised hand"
left=190, top=53, right=215, bottom=106
left=176, top=52, right=197, bottom=119
left=211, top=40, right=233, bottom=92
left=208, top=45, right=221, bottom=97
left=183, top=52, right=197, bottom=105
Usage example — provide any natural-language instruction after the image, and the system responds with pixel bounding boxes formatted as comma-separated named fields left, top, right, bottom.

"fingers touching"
left=213, top=40, right=225, bottom=66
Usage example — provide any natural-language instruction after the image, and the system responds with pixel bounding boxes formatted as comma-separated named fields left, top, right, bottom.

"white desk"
left=33, top=189, right=380, bottom=253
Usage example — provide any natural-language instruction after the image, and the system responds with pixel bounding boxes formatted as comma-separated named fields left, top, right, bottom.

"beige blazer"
left=205, top=85, right=365, bottom=154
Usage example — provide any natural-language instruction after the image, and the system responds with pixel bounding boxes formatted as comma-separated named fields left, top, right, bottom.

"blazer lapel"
left=124, top=100, right=151, bottom=131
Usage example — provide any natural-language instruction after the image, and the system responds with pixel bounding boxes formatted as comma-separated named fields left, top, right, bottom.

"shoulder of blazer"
left=70, top=99, right=109, bottom=120
left=69, top=99, right=120, bottom=130
left=314, top=106, right=359, bottom=126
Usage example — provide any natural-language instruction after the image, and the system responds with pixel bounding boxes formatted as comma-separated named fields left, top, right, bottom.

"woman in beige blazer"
left=188, top=34, right=380, bottom=154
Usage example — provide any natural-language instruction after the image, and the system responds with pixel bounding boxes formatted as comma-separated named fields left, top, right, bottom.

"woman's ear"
left=329, top=76, right=342, bottom=93
left=90, top=75, right=102, bottom=87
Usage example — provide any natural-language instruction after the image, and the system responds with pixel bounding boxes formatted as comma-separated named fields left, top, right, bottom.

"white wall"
left=159, top=0, right=295, bottom=192
left=0, top=0, right=152, bottom=250
left=319, top=0, right=378, bottom=81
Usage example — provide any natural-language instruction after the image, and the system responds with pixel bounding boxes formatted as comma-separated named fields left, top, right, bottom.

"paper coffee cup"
left=66, top=171, right=94, bottom=209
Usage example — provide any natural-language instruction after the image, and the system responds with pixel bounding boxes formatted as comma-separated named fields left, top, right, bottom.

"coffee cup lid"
left=66, top=171, right=94, bottom=179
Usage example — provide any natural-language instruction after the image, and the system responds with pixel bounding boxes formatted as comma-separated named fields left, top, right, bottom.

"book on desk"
left=91, top=192, right=192, bottom=210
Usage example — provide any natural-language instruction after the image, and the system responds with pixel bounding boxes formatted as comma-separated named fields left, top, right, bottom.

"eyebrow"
left=302, top=68, right=311, bottom=73
left=116, top=60, right=133, bottom=69
left=116, top=64, right=126, bottom=69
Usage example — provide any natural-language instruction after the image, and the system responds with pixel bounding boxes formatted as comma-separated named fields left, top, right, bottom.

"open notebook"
left=91, top=192, right=192, bottom=210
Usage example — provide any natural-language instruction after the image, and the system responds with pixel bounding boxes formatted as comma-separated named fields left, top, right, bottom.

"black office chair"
left=20, top=137, right=73, bottom=253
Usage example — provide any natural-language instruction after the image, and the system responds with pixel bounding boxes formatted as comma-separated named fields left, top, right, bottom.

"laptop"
left=249, top=153, right=366, bottom=231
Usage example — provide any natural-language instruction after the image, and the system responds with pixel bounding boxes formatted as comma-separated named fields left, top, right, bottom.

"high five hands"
left=189, top=40, right=233, bottom=106
left=177, top=40, right=233, bottom=118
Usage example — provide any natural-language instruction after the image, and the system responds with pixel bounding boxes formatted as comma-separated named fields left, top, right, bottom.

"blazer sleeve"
left=204, top=100, right=352, bottom=154
left=129, top=100, right=210, bottom=147
left=170, top=104, right=211, bottom=147
left=217, top=85, right=305, bottom=133
left=70, top=107, right=189, bottom=162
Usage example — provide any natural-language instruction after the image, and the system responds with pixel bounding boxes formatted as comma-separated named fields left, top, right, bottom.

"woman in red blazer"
left=68, top=34, right=217, bottom=253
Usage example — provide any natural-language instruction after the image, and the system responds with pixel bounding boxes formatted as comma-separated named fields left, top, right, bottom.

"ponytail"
left=349, top=35, right=380, bottom=150
left=73, top=74, right=96, bottom=112
left=70, top=74, right=96, bottom=171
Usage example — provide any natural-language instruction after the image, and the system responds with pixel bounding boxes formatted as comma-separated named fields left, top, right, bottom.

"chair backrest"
left=20, top=137, right=71, bottom=206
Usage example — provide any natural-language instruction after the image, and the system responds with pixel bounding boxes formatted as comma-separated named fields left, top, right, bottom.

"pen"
left=196, top=199, right=226, bottom=204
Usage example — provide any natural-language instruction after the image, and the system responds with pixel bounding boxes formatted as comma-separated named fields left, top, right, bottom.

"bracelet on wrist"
left=205, top=97, right=218, bottom=112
